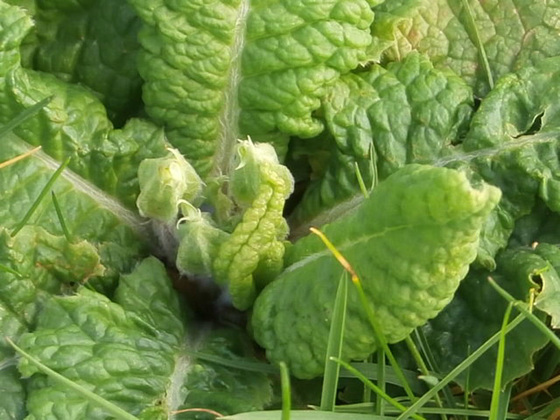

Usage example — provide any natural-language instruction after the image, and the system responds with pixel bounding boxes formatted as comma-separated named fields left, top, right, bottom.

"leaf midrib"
left=212, top=0, right=250, bottom=178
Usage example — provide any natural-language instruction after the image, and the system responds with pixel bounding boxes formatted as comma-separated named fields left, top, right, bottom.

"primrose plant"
left=3, top=0, right=560, bottom=418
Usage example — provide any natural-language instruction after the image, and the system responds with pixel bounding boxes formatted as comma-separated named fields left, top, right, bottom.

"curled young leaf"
left=176, top=203, right=230, bottom=278
left=136, top=148, right=203, bottom=223
left=213, top=140, right=294, bottom=310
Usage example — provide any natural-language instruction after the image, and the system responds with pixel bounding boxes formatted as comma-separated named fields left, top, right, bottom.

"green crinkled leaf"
left=509, top=200, right=560, bottom=249
left=20, top=0, right=143, bottom=124
left=422, top=246, right=552, bottom=390
left=290, top=52, right=473, bottom=232
left=213, top=141, right=293, bottom=310
left=176, top=208, right=230, bottom=279
left=128, top=0, right=375, bottom=177
left=462, top=56, right=560, bottom=268
left=0, top=5, right=176, bottom=415
left=0, top=134, right=148, bottom=271
left=0, top=224, right=107, bottom=418
left=0, top=364, right=25, bottom=420
left=0, top=5, right=169, bottom=210
left=370, top=0, right=560, bottom=97
left=252, top=164, right=500, bottom=379
left=180, top=329, right=272, bottom=418
left=0, top=225, right=105, bottom=344
left=17, top=257, right=271, bottom=419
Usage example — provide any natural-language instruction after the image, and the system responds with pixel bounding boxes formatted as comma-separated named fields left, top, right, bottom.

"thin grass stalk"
left=51, top=191, right=72, bottom=242
left=405, top=336, right=448, bottom=420
left=320, top=271, right=348, bottom=411
left=310, top=227, right=417, bottom=401
left=375, top=350, right=384, bottom=415
left=489, top=302, right=514, bottom=419
left=488, top=277, right=560, bottom=351
left=0, top=146, right=42, bottom=169
left=11, top=157, right=71, bottom=237
left=460, top=0, right=494, bottom=88
left=397, top=314, right=526, bottom=419
left=0, top=264, right=23, bottom=278
left=331, top=357, right=426, bottom=420
left=0, top=97, right=52, bottom=139
left=279, top=362, right=291, bottom=420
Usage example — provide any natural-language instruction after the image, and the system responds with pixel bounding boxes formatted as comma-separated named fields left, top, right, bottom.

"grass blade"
left=183, top=351, right=279, bottom=374
left=405, top=336, right=448, bottom=420
left=6, top=337, right=139, bottom=420
left=375, top=350, right=384, bottom=415
left=310, top=227, right=417, bottom=401
left=320, top=271, right=348, bottom=411
left=51, top=191, right=72, bottom=242
left=11, top=157, right=71, bottom=237
left=488, top=277, right=560, bottom=351
left=412, top=329, right=457, bottom=414
left=397, top=314, right=526, bottom=419
left=489, top=302, right=514, bottom=419
left=0, top=264, right=23, bottom=278
left=0, top=146, right=42, bottom=169
left=460, top=0, right=494, bottom=89
left=221, top=411, right=395, bottom=419
left=340, top=362, right=424, bottom=393
left=0, top=96, right=52, bottom=139
left=279, top=362, right=291, bottom=420
left=331, top=357, right=426, bottom=420
left=354, top=162, right=370, bottom=198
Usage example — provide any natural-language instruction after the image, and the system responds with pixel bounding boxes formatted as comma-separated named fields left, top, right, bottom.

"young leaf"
left=176, top=205, right=230, bottom=278
left=136, top=148, right=203, bottom=223
left=213, top=141, right=294, bottom=310
left=252, top=164, right=500, bottom=378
